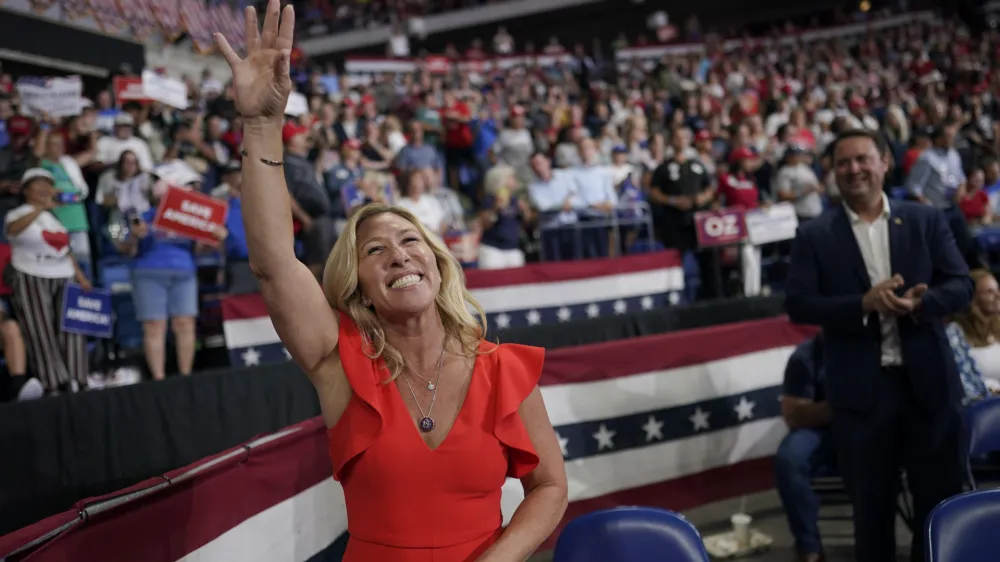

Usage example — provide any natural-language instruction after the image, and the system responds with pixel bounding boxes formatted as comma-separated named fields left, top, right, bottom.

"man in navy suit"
left=785, top=129, right=972, bottom=562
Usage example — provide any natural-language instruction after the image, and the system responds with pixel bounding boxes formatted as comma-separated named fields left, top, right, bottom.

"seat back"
left=966, top=397, right=1000, bottom=459
left=926, top=488, right=1000, bottom=562
left=553, top=507, right=710, bottom=562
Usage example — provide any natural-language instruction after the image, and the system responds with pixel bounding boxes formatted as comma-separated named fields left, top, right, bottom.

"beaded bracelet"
left=241, top=149, right=283, bottom=167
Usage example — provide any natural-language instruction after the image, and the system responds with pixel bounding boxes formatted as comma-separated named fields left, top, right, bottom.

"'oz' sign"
left=694, top=208, right=748, bottom=248
left=152, top=186, right=229, bottom=246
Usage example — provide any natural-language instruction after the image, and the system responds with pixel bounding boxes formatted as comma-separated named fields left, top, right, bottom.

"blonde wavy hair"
left=954, top=269, right=1000, bottom=348
left=483, top=164, right=516, bottom=196
left=322, top=203, right=491, bottom=382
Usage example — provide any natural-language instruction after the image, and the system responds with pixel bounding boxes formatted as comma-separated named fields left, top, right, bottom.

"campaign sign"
left=153, top=186, right=229, bottom=246
left=61, top=284, right=113, bottom=338
left=745, top=202, right=800, bottom=245
left=694, top=208, right=748, bottom=248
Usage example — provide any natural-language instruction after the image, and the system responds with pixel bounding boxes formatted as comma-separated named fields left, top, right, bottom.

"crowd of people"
left=0, top=7, right=995, bottom=410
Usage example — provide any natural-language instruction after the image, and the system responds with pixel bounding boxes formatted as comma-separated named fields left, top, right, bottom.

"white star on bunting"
left=640, top=295, right=655, bottom=310
left=592, top=424, right=617, bottom=450
left=690, top=407, right=711, bottom=431
left=642, top=415, right=664, bottom=442
left=525, top=309, right=541, bottom=326
left=556, top=432, right=569, bottom=457
left=241, top=347, right=261, bottom=367
left=613, top=299, right=628, bottom=314
left=668, top=291, right=681, bottom=305
left=282, top=347, right=292, bottom=360
left=556, top=306, right=572, bottom=322
left=734, top=396, right=756, bottom=421
left=586, top=303, right=601, bottom=318
left=494, top=312, right=511, bottom=329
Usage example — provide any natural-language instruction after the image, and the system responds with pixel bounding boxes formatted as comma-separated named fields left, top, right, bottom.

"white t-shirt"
left=4, top=205, right=75, bottom=279
left=397, top=194, right=445, bottom=234
left=775, top=163, right=824, bottom=218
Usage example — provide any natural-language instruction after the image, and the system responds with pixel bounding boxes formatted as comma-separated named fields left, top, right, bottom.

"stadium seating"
left=965, top=397, right=1000, bottom=488
left=552, top=507, right=710, bottom=562
left=925, top=488, right=1000, bottom=562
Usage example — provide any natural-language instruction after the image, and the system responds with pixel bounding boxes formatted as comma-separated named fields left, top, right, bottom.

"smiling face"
left=833, top=134, right=889, bottom=203
left=355, top=212, right=441, bottom=318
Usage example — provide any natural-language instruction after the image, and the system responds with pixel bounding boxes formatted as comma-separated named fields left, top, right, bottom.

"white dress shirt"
left=845, top=194, right=903, bottom=366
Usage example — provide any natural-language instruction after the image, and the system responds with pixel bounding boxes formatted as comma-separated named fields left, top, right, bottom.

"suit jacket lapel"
left=887, top=200, right=903, bottom=276
left=833, top=207, right=872, bottom=289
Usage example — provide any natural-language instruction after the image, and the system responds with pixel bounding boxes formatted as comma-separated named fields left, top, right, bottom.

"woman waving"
left=213, top=3, right=567, bottom=561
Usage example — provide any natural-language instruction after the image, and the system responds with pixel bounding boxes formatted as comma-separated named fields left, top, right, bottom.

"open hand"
left=214, top=0, right=294, bottom=121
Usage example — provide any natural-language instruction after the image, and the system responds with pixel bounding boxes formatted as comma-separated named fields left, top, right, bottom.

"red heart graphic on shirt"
left=41, top=231, right=69, bottom=252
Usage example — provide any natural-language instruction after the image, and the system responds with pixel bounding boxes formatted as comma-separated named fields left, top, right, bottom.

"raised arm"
left=215, top=1, right=339, bottom=376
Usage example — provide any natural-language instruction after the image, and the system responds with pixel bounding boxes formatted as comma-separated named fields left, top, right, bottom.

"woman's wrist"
left=243, top=117, right=285, bottom=162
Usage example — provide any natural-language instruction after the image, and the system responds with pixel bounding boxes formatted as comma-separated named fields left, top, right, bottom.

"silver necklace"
left=401, top=340, right=447, bottom=433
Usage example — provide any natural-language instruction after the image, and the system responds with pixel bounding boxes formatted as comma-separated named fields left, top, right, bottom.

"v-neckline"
left=393, top=355, right=479, bottom=452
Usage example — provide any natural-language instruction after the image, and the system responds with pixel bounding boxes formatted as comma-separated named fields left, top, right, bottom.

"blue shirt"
left=472, top=118, right=499, bottom=159
left=571, top=166, right=618, bottom=208
left=395, top=144, right=443, bottom=173
left=225, top=196, right=249, bottom=260
left=133, top=209, right=197, bottom=272
left=908, top=147, right=966, bottom=210
left=783, top=336, right=825, bottom=402
left=528, top=170, right=582, bottom=228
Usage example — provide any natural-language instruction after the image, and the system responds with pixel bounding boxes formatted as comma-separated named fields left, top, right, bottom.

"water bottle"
left=57, top=192, right=81, bottom=204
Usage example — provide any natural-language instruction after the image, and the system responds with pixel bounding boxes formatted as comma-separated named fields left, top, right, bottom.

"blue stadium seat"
left=553, top=507, right=709, bottom=562
left=965, top=397, right=1000, bottom=488
left=926, top=488, right=1000, bottom=562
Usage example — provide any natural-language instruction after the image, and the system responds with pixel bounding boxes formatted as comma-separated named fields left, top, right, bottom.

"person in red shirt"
left=959, top=167, right=993, bottom=227
left=718, top=146, right=765, bottom=297
left=719, top=147, right=762, bottom=210
left=441, top=90, right=474, bottom=196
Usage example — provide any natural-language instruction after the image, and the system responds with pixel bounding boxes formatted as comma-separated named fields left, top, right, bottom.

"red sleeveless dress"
left=328, top=313, right=543, bottom=562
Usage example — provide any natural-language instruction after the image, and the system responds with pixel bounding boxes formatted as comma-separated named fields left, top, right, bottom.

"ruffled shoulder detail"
left=327, top=311, right=385, bottom=482
left=488, top=342, right=544, bottom=479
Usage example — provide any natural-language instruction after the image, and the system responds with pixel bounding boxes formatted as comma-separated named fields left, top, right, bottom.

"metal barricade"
left=538, top=201, right=655, bottom=262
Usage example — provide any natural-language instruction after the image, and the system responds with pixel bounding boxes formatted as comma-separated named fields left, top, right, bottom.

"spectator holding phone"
left=95, top=150, right=154, bottom=225
left=4, top=169, right=91, bottom=395
left=116, top=175, right=225, bottom=381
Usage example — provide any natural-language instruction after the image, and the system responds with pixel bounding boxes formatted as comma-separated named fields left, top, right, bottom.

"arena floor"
left=529, top=489, right=915, bottom=561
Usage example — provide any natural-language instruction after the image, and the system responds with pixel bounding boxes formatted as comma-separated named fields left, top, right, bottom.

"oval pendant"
left=418, top=416, right=436, bottom=433
left=427, top=383, right=435, bottom=390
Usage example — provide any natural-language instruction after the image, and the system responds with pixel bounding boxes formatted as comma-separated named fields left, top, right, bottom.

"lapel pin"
left=893, top=217, right=902, bottom=225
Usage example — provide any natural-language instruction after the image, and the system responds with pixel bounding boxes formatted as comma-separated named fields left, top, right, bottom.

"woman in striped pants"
left=4, top=169, right=93, bottom=394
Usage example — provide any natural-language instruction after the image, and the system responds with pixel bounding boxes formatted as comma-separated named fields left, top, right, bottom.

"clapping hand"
left=214, top=0, right=294, bottom=123
left=862, top=274, right=926, bottom=317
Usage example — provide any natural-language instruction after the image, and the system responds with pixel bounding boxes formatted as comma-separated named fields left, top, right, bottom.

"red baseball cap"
left=695, top=130, right=712, bottom=142
left=511, top=105, right=526, bottom=117
left=342, top=138, right=362, bottom=150
left=729, top=146, right=757, bottom=164
left=7, top=116, right=33, bottom=137
left=281, top=122, right=309, bottom=145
